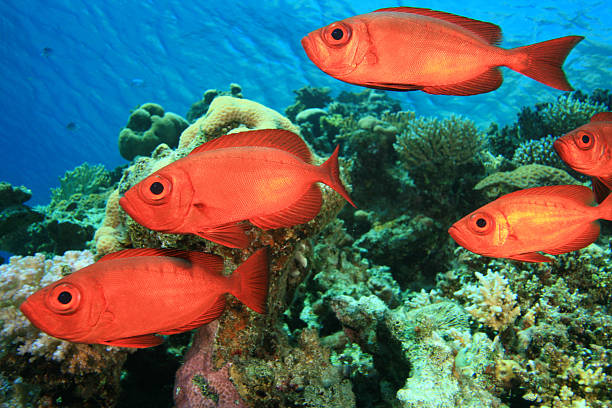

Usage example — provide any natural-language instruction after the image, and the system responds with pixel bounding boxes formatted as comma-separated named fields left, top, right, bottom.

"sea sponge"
left=119, top=103, right=189, bottom=160
left=474, top=164, right=582, bottom=199
left=178, top=96, right=300, bottom=149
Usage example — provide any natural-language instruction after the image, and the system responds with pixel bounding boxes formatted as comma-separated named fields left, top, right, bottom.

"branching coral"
left=49, top=163, right=112, bottom=204
left=454, top=270, right=521, bottom=331
left=394, top=115, right=483, bottom=174
left=0, top=250, right=128, bottom=406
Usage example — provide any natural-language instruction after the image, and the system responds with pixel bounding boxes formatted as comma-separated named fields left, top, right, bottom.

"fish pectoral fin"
left=423, top=68, right=503, bottom=96
left=196, top=223, right=250, bottom=248
left=102, top=334, right=164, bottom=348
left=508, top=252, right=553, bottom=263
left=363, top=82, right=423, bottom=92
left=158, top=296, right=226, bottom=335
left=544, top=222, right=600, bottom=255
left=250, top=184, right=322, bottom=230
left=593, top=177, right=612, bottom=203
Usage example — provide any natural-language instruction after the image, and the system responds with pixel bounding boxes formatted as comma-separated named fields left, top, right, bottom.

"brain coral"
left=178, top=95, right=300, bottom=149
left=119, top=103, right=189, bottom=160
left=474, top=164, right=582, bottom=199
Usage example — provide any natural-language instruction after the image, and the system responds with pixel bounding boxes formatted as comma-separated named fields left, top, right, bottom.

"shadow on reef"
left=2, top=85, right=612, bottom=407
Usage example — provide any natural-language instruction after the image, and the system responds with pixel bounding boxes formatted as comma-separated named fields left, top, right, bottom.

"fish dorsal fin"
left=423, top=68, right=502, bottom=96
left=374, top=7, right=502, bottom=45
left=98, top=248, right=192, bottom=262
left=102, top=334, right=163, bottom=348
left=508, top=252, right=553, bottom=263
left=590, top=112, right=612, bottom=122
left=188, top=129, right=312, bottom=163
left=592, top=177, right=611, bottom=203
left=249, top=184, right=322, bottom=230
left=98, top=248, right=224, bottom=273
left=502, top=185, right=595, bottom=206
left=544, top=222, right=600, bottom=255
left=158, top=296, right=226, bottom=335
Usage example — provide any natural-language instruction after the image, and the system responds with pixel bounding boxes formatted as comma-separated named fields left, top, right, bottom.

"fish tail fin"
left=229, top=249, right=268, bottom=314
left=509, top=35, right=584, bottom=91
left=597, top=192, right=612, bottom=221
left=320, top=146, right=356, bottom=208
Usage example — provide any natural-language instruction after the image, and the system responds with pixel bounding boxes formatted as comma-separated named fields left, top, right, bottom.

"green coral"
left=118, top=103, right=189, bottom=160
left=50, top=162, right=111, bottom=204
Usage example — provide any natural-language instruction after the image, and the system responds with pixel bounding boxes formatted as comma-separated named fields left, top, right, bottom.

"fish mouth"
left=20, top=300, right=47, bottom=332
left=301, top=35, right=317, bottom=62
left=448, top=226, right=468, bottom=248
left=119, top=195, right=135, bottom=217
left=552, top=139, right=567, bottom=157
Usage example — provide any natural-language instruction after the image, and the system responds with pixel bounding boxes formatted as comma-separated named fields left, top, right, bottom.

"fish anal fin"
left=590, top=112, right=612, bottom=122
left=592, top=177, right=611, bottom=203
left=158, top=296, right=226, bottom=335
left=544, top=222, right=600, bottom=255
left=374, top=7, right=502, bottom=45
left=189, top=129, right=312, bottom=163
left=423, top=68, right=502, bottom=96
left=508, top=252, right=553, bottom=263
left=250, top=184, right=322, bottom=230
left=363, top=82, right=423, bottom=92
left=102, top=334, right=163, bottom=348
left=196, top=223, right=250, bottom=248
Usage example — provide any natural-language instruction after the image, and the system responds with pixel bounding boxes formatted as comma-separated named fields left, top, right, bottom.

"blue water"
left=0, top=0, right=610, bottom=205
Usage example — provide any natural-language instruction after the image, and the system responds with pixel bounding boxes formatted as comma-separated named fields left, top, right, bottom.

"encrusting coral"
left=0, top=250, right=128, bottom=406
left=474, top=163, right=582, bottom=199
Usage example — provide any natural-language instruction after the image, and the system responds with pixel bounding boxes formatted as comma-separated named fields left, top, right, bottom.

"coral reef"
left=186, top=83, right=244, bottom=123
left=284, top=85, right=332, bottom=123
left=489, top=93, right=608, bottom=158
left=0, top=250, right=128, bottom=406
left=474, top=164, right=582, bottom=199
left=0, top=182, right=43, bottom=255
left=179, top=95, right=300, bottom=149
left=118, top=103, right=189, bottom=160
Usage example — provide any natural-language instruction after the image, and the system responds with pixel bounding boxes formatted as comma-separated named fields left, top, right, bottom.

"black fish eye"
left=582, top=134, right=590, bottom=144
left=58, top=291, right=72, bottom=304
left=331, top=28, right=343, bottom=40
left=150, top=181, right=164, bottom=195
left=476, top=218, right=487, bottom=228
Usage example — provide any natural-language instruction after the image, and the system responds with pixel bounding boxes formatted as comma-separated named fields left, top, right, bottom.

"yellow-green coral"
left=474, top=164, right=582, bottom=199
left=179, top=96, right=300, bottom=149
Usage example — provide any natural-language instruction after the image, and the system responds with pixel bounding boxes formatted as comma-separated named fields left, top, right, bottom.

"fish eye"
left=139, top=175, right=172, bottom=204
left=46, top=283, right=81, bottom=314
left=468, top=212, right=495, bottom=235
left=57, top=291, right=72, bottom=304
left=323, top=22, right=351, bottom=47
left=150, top=181, right=164, bottom=195
left=574, top=131, right=594, bottom=150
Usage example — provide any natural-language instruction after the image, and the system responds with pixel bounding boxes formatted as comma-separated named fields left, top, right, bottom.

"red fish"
left=554, top=112, right=612, bottom=202
left=301, top=7, right=583, bottom=95
left=448, top=185, right=612, bottom=262
left=19, top=248, right=268, bottom=348
left=119, top=129, right=355, bottom=248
